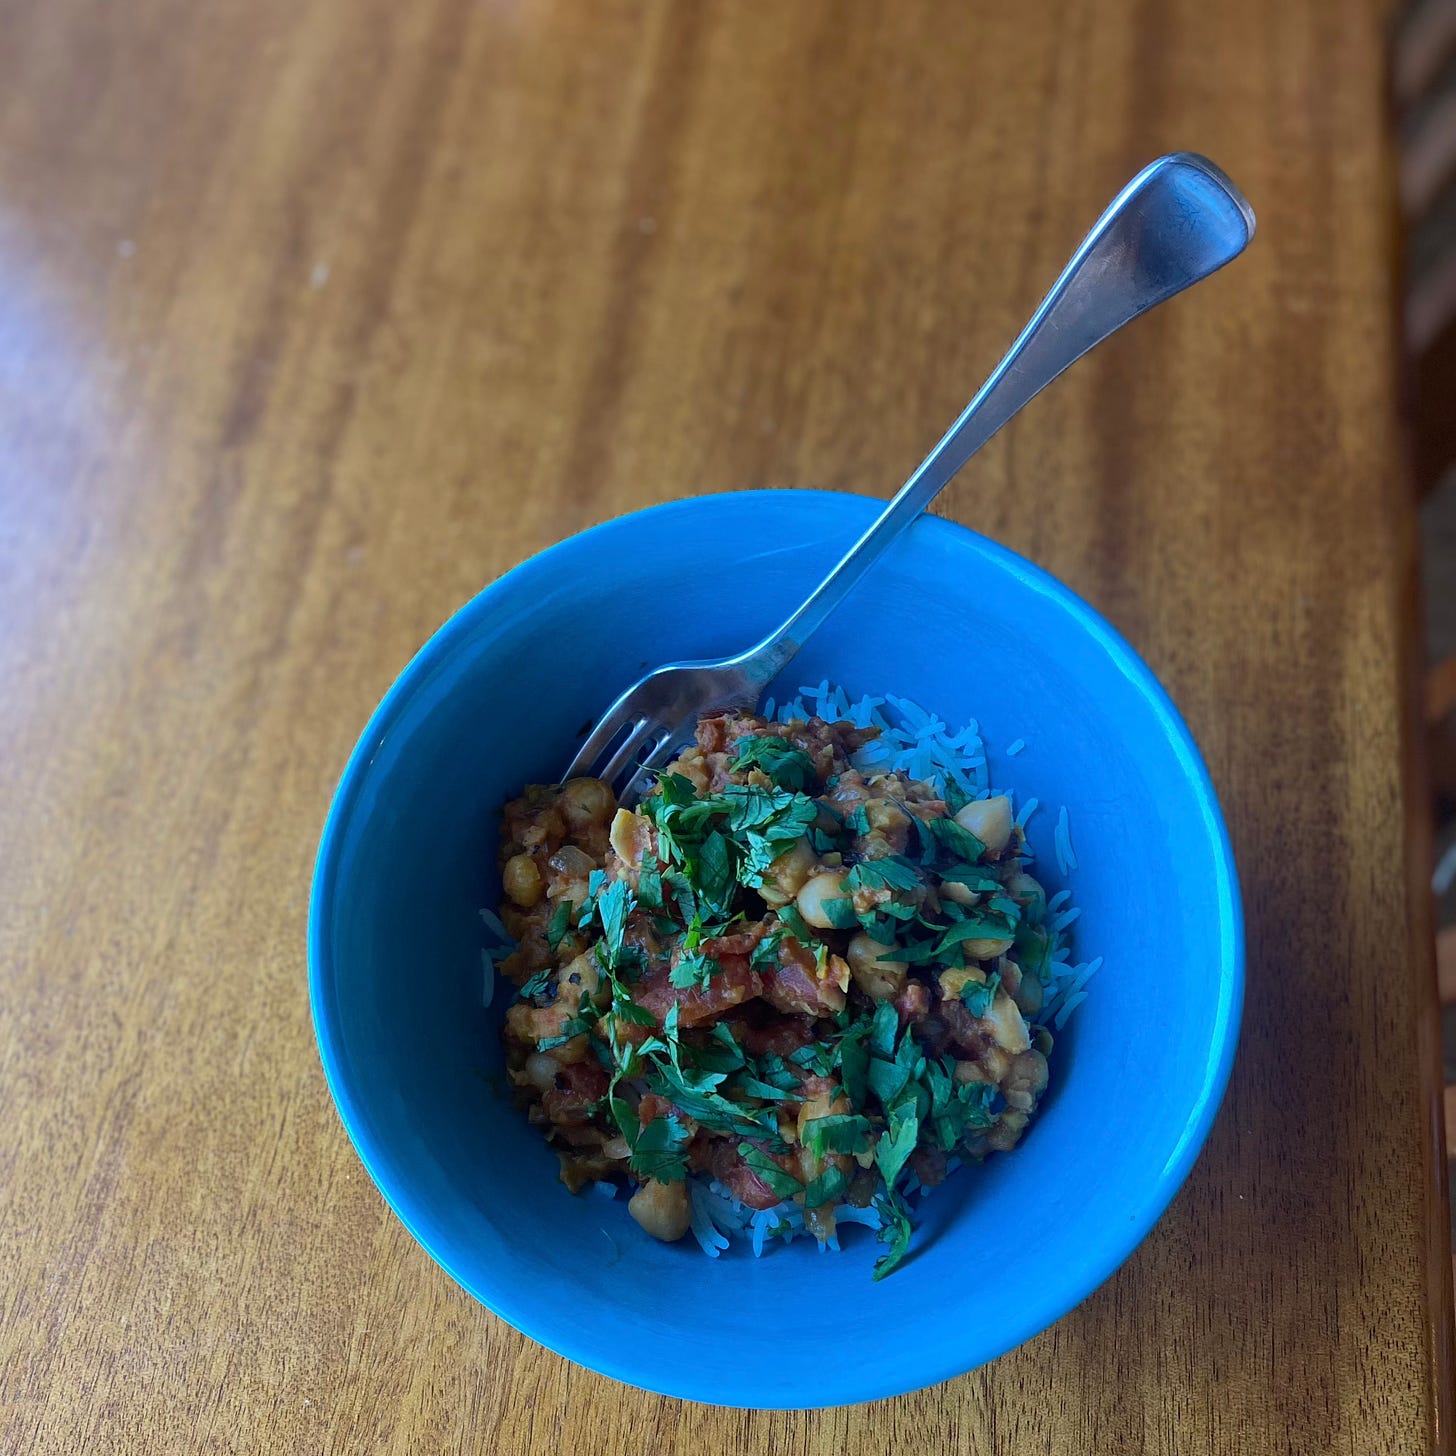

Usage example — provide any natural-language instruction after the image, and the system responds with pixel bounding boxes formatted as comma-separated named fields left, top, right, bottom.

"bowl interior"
left=310, top=490, right=1241, bottom=1408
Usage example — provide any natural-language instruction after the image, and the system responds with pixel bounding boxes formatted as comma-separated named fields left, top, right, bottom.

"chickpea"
left=939, top=879, right=979, bottom=907
left=863, top=797, right=911, bottom=851
left=953, top=1059, right=994, bottom=1088
left=522, top=1052, right=559, bottom=1091
left=1007, top=871, right=1046, bottom=920
left=796, top=870, right=851, bottom=929
left=609, top=807, right=648, bottom=866
left=506, top=999, right=570, bottom=1045
left=1003, top=1048, right=1049, bottom=1111
left=559, top=777, right=614, bottom=831
left=550, top=1033, right=591, bottom=1065
left=954, top=795, right=1013, bottom=855
left=987, top=1108, right=1030, bottom=1152
left=547, top=844, right=597, bottom=908
left=760, top=837, right=817, bottom=908
left=628, top=1178, right=691, bottom=1242
left=981, top=989, right=1031, bottom=1054
left=961, top=933, right=1015, bottom=961
left=937, top=965, right=983, bottom=1001
left=846, top=933, right=909, bottom=999
left=1010, top=964, right=1044, bottom=1017
left=978, top=1044, right=1012, bottom=1083
left=503, top=853, right=543, bottom=908
left=559, top=950, right=601, bottom=1002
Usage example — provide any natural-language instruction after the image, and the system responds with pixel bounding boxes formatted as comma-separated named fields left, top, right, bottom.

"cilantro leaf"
left=627, top=1114, right=691, bottom=1182
left=537, top=1007, right=595, bottom=1052
left=736, top=1073, right=802, bottom=1101
left=837, top=1028, right=869, bottom=1108
left=937, top=913, right=1017, bottom=957
left=802, top=1163, right=850, bottom=1207
left=609, top=1097, right=690, bottom=1183
left=668, top=949, right=720, bottom=990
left=875, top=1097, right=919, bottom=1189
left=937, top=863, right=1002, bottom=893
left=594, top=879, right=636, bottom=970
left=736, top=1142, right=802, bottom=1199
left=872, top=1188, right=915, bottom=1281
left=545, top=900, right=572, bottom=949
left=927, top=816, right=987, bottom=864
left=518, top=966, right=556, bottom=1001
left=802, top=1113, right=873, bottom=1158
left=694, top=830, right=736, bottom=912
left=959, top=971, right=1002, bottom=1018
left=651, top=1063, right=778, bottom=1141
left=868, top=1000, right=899, bottom=1059
left=749, top=1053, right=803, bottom=1092
left=636, top=863, right=664, bottom=911
left=867, top=1055, right=911, bottom=1107
left=819, top=896, right=859, bottom=930
left=750, top=929, right=783, bottom=969
left=777, top=904, right=815, bottom=944
left=845, top=857, right=922, bottom=893
left=731, top=736, right=817, bottom=792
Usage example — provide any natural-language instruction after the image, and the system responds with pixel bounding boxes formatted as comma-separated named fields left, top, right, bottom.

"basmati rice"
left=1054, top=804, right=1078, bottom=875
left=479, top=910, right=517, bottom=1009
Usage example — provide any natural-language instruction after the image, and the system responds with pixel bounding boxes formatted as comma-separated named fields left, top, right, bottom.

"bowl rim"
left=308, top=487, right=1245, bottom=1408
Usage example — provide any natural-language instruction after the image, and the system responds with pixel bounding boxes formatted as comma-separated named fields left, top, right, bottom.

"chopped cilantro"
left=818, top=896, right=859, bottom=930
left=518, top=966, right=556, bottom=1001
left=845, top=857, right=922, bottom=893
left=695, top=830, right=736, bottom=912
left=836, top=1028, right=869, bottom=1108
left=652, top=1063, right=779, bottom=1141
left=937, top=912, right=1017, bottom=958
left=736, top=1142, right=802, bottom=1199
left=937, top=863, right=1002, bottom=893
left=959, top=971, right=1002, bottom=1018
left=731, top=736, right=816, bottom=792
left=750, top=929, right=783, bottom=969
left=608, top=1100, right=690, bottom=1183
left=875, top=1099, right=919, bottom=1189
left=872, top=1188, right=914, bottom=1281
left=802, top=1163, right=850, bottom=1207
left=669, top=949, right=721, bottom=990
left=735, top=1072, right=802, bottom=1101
left=545, top=899, right=572, bottom=950
left=593, top=878, right=635, bottom=971
left=637, top=863, right=664, bottom=911
left=802, top=1113, right=873, bottom=1158
left=868, top=1001, right=899, bottom=1059
left=777, top=904, right=814, bottom=944
left=926, top=816, right=986, bottom=864
left=537, top=1008, right=595, bottom=1052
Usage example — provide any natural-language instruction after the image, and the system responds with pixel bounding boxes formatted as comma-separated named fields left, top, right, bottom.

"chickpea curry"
left=496, top=711, right=1056, bottom=1278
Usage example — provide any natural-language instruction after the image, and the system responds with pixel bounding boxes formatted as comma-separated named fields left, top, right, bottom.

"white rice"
left=1054, top=804, right=1078, bottom=875
left=478, top=910, right=516, bottom=1010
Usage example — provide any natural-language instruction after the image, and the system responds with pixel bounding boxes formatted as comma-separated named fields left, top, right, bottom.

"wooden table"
left=2, top=1, right=1450, bottom=1451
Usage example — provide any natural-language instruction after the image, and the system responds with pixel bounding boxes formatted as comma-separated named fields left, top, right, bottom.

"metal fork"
left=565, top=152, right=1255, bottom=802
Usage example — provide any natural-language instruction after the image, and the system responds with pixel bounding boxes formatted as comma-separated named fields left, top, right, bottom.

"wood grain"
left=0, top=0, right=1448, bottom=1451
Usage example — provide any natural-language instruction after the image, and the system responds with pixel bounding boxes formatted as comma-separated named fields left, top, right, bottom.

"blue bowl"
left=309, top=489, right=1242, bottom=1408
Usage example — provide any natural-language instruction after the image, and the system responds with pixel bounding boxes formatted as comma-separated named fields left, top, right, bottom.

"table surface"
left=2, top=1, right=1451, bottom=1452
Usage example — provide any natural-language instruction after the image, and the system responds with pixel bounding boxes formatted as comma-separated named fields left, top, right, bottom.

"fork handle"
left=736, top=152, right=1254, bottom=686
